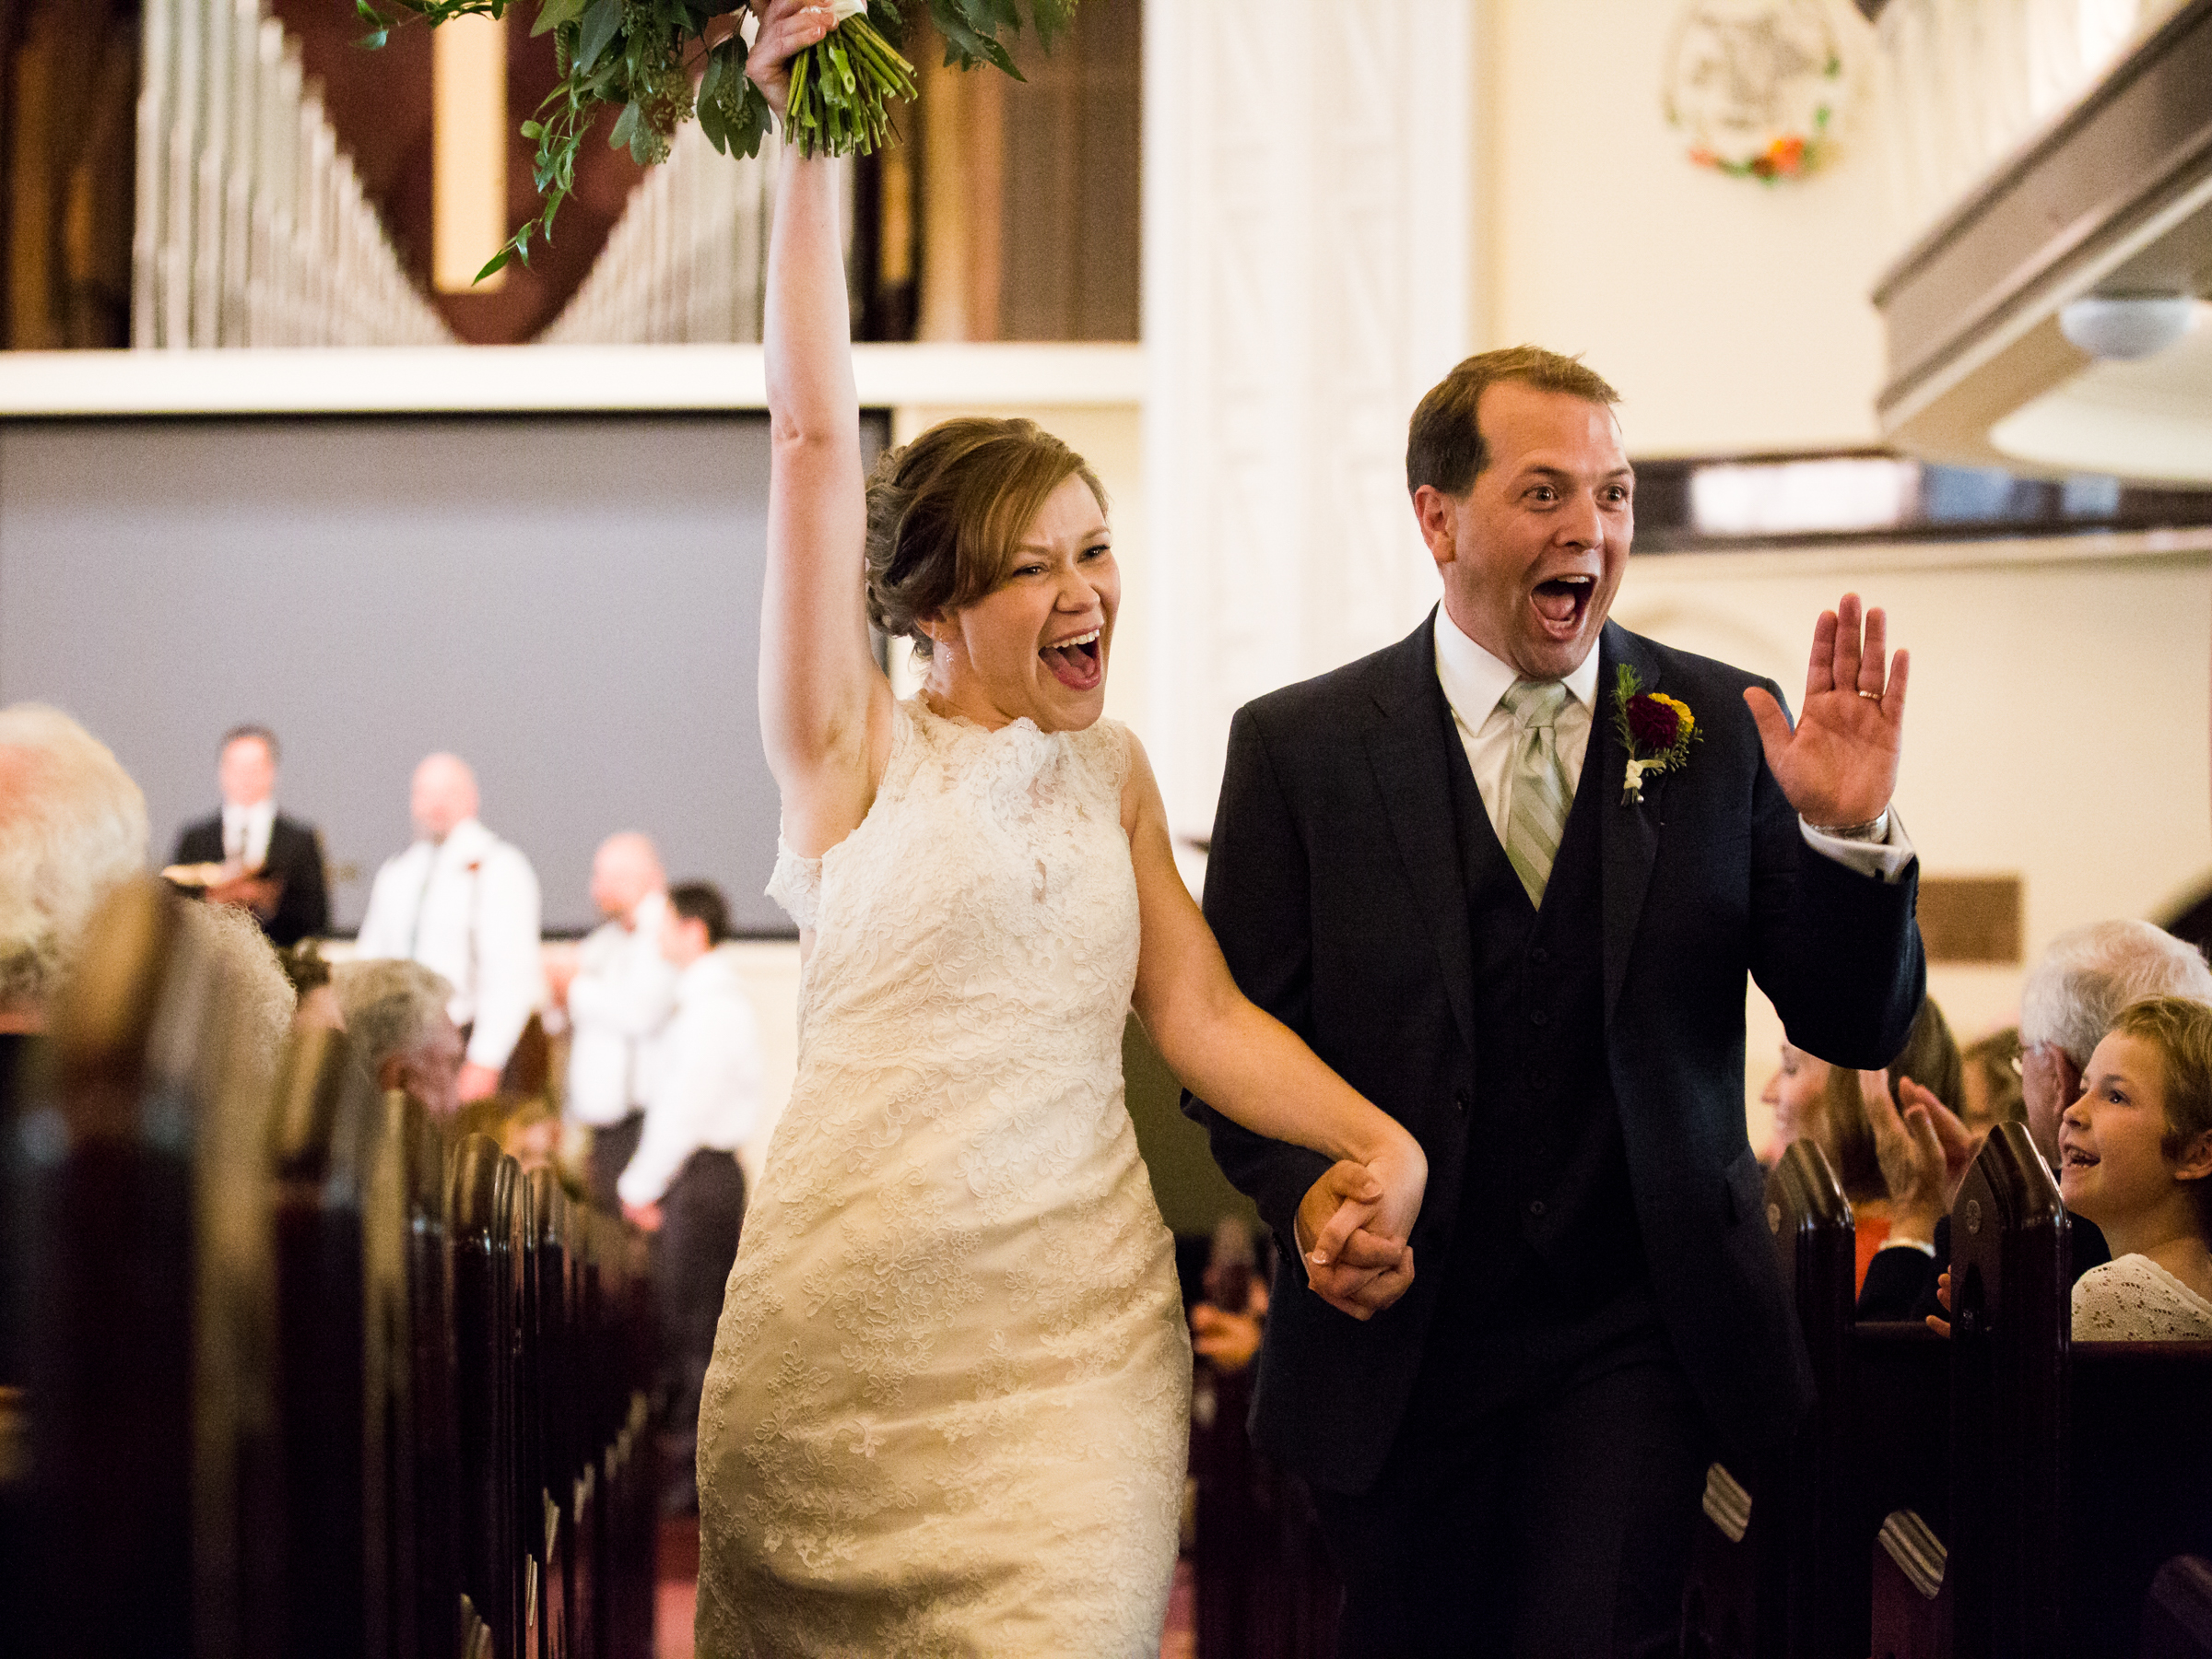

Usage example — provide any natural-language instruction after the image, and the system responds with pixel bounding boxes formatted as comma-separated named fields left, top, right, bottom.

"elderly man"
left=331, top=959, right=466, bottom=1121
left=0, top=703, right=148, bottom=1035
left=1859, top=918, right=2212, bottom=1320
left=356, top=754, right=544, bottom=1103
left=551, top=832, right=678, bottom=1212
left=170, top=724, right=329, bottom=947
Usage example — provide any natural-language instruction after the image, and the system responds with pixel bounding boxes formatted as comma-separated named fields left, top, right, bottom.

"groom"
left=1190, top=347, right=1925, bottom=1655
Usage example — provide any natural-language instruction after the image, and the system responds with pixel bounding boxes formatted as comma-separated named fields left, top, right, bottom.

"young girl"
left=2060, top=994, right=2212, bottom=1340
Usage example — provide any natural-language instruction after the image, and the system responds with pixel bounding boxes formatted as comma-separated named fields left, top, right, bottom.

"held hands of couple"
left=1743, top=594, right=1909, bottom=830
left=1295, top=1145, right=1426, bottom=1322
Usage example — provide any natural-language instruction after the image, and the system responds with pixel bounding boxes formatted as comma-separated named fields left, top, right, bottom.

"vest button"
left=1528, top=1199, right=1547, bottom=1218
left=1454, top=1090, right=1468, bottom=1112
left=1531, top=947, right=1550, bottom=966
left=1529, top=1009, right=1549, bottom=1027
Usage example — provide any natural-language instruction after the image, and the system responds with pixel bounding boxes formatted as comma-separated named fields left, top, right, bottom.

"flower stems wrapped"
left=353, top=0, right=1078, bottom=281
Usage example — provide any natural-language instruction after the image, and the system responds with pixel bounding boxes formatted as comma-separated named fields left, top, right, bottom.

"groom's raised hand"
left=1296, top=1161, right=1416, bottom=1321
left=1744, top=593, right=1909, bottom=829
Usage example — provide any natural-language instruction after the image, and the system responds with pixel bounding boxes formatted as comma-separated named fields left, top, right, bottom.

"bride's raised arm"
left=749, top=0, right=895, bottom=853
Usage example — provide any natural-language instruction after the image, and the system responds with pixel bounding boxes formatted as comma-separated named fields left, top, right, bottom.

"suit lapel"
left=1363, top=613, right=1480, bottom=1059
left=1598, top=623, right=1665, bottom=1024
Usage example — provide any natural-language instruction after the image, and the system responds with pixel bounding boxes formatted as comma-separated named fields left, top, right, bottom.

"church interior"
left=4, top=0, right=2212, bottom=1653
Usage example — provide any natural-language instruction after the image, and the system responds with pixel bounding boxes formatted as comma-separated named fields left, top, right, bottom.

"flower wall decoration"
left=1662, top=0, right=1856, bottom=184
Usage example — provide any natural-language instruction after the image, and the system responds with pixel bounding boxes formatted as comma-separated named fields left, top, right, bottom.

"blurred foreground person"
left=332, top=958, right=465, bottom=1121
left=622, top=881, right=757, bottom=1517
left=356, top=753, right=545, bottom=1103
left=554, top=831, right=677, bottom=1211
left=168, top=724, right=329, bottom=946
left=0, top=702, right=148, bottom=1034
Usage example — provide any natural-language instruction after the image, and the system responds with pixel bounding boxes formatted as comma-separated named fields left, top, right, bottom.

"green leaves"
left=353, top=0, right=1076, bottom=287
left=574, top=0, right=621, bottom=72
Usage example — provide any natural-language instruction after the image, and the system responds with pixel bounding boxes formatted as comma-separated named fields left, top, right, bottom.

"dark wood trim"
left=1872, top=0, right=2212, bottom=418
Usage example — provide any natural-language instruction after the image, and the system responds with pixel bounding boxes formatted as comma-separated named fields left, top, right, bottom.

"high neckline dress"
left=696, top=697, right=1192, bottom=1657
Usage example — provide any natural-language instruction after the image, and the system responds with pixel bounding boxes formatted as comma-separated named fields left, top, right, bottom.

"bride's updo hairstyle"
left=865, top=417, right=1108, bottom=660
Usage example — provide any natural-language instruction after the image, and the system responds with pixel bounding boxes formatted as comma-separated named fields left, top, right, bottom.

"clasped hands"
left=1295, top=1142, right=1426, bottom=1322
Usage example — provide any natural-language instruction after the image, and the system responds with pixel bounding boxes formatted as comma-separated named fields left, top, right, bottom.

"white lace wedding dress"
left=695, top=697, right=1192, bottom=1658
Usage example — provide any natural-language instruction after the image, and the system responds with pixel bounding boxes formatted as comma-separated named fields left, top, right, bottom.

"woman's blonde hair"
left=865, top=418, right=1107, bottom=659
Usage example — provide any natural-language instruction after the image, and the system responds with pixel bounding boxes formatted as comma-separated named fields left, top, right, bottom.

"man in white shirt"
left=551, top=831, right=678, bottom=1211
left=355, top=752, right=545, bottom=1103
left=169, top=724, right=330, bottom=947
left=619, top=879, right=758, bottom=1514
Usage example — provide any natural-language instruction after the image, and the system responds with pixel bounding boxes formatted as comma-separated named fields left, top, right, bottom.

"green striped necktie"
left=1500, top=678, right=1571, bottom=907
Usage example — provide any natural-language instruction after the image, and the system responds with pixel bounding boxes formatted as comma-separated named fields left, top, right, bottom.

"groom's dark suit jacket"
left=1189, top=614, right=1925, bottom=1494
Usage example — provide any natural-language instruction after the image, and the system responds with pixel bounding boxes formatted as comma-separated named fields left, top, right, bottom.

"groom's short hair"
left=1406, top=346, right=1620, bottom=499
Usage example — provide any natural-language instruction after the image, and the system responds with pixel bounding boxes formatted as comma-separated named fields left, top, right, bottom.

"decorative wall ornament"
left=1662, top=0, right=1856, bottom=182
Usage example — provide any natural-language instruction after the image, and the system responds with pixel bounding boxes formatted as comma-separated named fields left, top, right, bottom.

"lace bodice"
left=2073, top=1253, right=2212, bottom=1341
left=700, top=697, right=1188, bottom=1657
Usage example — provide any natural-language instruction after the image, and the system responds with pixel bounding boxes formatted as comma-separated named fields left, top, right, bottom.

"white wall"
left=1488, top=0, right=1896, bottom=456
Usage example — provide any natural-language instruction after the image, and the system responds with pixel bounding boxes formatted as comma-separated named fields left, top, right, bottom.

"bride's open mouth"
left=1531, top=573, right=1597, bottom=641
left=1040, top=627, right=1104, bottom=690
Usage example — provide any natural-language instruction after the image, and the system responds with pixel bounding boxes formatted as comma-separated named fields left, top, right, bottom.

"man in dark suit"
left=1190, top=347, right=1926, bottom=1656
left=171, top=724, right=329, bottom=947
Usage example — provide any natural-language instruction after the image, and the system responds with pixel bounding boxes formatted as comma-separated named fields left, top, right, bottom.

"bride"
left=696, top=5, right=1429, bottom=1653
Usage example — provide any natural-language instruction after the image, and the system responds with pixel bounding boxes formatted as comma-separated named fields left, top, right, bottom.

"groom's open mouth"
left=1040, top=627, right=1104, bottom=690
left=1530, top=574, right=1597, bottom=641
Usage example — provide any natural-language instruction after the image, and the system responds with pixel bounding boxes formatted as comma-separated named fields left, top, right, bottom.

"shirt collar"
left=1432, top=606, right=1603, bottom=729
left=429, top=817, right=491, bottom=861
left=224, top=798, right=276, bottom=828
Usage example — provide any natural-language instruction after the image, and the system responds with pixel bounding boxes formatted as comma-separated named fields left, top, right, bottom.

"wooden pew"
left=1680, top=1138, right=1954, bottom=1659
left=0, top=877, right=287, bottom=1657
left=1679, top=1137, right=1853, bottom=1658
left=523, top=1165, right=573, bottom=1659
left=450, top=1132, right=529, bottom=1659
left=2143, top=1557, right=2212, bottom=1658
left=267, top=1022, right=392, bottom=1658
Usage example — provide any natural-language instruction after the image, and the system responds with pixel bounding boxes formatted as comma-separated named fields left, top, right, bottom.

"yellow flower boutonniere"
left=1612, top=666, right=1701, bottom=806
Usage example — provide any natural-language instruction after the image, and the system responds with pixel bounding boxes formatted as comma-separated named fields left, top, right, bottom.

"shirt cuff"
left=1799, top=808, right=1915, bottom=884
left=1876, top=1236, right=1937, bottom=1258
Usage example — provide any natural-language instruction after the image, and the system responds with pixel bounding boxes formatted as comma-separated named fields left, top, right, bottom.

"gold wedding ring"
left=1856, top=688, right=1883, bottom=700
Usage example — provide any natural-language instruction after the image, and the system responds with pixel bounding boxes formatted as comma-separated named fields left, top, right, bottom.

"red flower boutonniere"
left=1612, top=665, right=1700, bottom=806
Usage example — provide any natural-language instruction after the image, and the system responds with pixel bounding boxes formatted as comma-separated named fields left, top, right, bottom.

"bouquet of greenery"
left=356, top=0, right=1077, bottom=278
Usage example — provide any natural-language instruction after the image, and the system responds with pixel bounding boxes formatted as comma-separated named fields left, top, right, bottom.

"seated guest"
left=2063, top=996, right=2212, bottom=1340
left=332, top=959, right=465, bottom=1121
left=1191, top=1214, right=1271, bottom=1374
left=0, top=702, right=148, bottom=1035
left=619, top=880, right=758, bottom=1516
left=551, top=832, right=677, bottom=1212
left=1860, top=920, right=2212, bottom=1321
left=355, top=753, right=545, bottom=1105
left=169, top=724, right=329, bottom=947
left=1761, top=997, right=1965, bottom=1289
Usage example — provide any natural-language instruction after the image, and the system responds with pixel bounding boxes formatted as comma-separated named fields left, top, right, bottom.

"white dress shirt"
left=565, top=889, right=678, bottom=1127
left=618, top=945, right=762, bottom=1208
left=1431, top=607, right=1915, bottom=882
left=222, top=799, right=277, bottom=869
left=356, top=817, right=547, bottom=1071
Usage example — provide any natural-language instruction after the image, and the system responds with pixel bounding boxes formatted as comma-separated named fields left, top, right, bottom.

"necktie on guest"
left=1500, top=677, right=1572, bottom=907
left=223, top=814, right=244, bottom=864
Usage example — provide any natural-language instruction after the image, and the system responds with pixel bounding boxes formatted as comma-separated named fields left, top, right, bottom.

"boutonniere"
left=1611, top=665, right=1700, bottom=806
